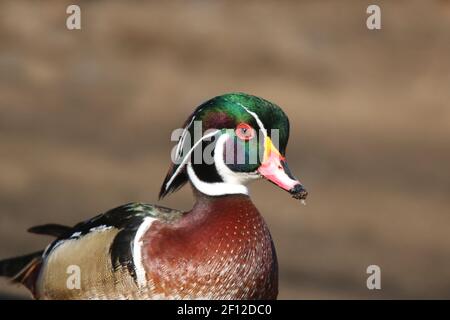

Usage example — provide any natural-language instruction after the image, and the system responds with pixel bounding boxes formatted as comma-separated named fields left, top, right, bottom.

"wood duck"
left=0, top=93, right=307, bottom=300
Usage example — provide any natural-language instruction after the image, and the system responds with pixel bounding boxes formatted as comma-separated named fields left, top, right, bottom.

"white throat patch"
left=187, top=133, right=260, bottom=197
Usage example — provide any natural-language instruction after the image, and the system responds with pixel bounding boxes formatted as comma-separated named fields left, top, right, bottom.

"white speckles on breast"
left=135, top=198, right=278, bottom=300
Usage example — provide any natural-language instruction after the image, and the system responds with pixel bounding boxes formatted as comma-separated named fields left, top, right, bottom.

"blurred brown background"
left=1, top=0, right=450, bottom=299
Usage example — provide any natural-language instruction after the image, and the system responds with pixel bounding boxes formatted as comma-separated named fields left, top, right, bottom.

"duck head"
left=159, top=93, right=307, bottom=201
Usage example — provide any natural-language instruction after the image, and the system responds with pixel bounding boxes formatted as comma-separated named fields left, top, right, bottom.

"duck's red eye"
left=236, top=123, right=255, bottom=141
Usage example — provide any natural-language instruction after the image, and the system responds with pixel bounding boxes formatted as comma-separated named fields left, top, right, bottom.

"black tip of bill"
left=289, top=184, right=308, bottom=205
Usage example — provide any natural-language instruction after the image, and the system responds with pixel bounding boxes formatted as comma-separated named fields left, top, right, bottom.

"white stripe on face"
left=213, top=133, right=259, bottom=185
left=237, top=103, right=271, bottom=166
left=187, top=162, right=249, bottom=196
left=164, top=129, right=220, bottom=192
left=175, top=115, right=196, bottom=159
left=166, top=102, right=267, bottom=195
left=186, top=133, right=259, bottom=196
left=238, top=103, right=267, bottom=138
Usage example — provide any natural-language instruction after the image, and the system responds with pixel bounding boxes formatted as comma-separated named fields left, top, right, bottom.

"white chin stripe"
left=133, top=217, right=157, bottom=287
left=213, top=134, right=259, bottom=185
left=187, top=163, right=249, bottom=196
left=187, top=133, right=261, bottom=197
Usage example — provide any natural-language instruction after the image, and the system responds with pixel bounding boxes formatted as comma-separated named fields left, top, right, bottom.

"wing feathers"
left=28, top=224, right=72, bottom=238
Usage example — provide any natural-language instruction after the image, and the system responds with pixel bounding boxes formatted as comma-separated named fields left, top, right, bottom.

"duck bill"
left=257, top=137, right=308, bottom=201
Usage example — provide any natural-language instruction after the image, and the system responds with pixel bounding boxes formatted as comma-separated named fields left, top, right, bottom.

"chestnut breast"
left=141, top=194, right=278, bottom=299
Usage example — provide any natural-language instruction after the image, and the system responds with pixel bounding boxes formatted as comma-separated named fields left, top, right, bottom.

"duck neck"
left=185, top=185, right=278, bottom=299
left=180, top=184, right=259, bottom=230
left=144, top=184, right=278, bottom=299
left=192, top=186, right=250, bottom=208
